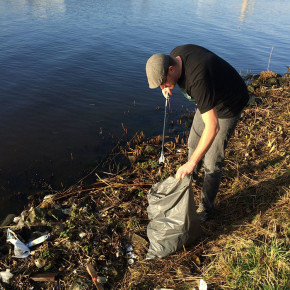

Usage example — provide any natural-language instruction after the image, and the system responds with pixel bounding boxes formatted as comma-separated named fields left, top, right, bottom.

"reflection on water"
left=31, top=0, right=66, bottom=18
left=7, top=0, right=66, bottom=18
left=240, top=0, right=255, bottom=23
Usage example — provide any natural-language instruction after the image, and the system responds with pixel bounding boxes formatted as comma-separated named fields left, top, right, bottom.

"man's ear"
left=168, top=65, right=174, bottom=72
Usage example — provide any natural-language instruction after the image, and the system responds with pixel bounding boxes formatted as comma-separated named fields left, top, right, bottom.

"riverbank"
left=0, top=70, right=289, bottom=289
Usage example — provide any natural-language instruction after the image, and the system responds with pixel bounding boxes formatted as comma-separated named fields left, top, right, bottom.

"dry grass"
left=258, top=70, right=277, bottom=81
left=1, top=72, right=289, bottom=289
left=117, top=75, right=290, bottom=289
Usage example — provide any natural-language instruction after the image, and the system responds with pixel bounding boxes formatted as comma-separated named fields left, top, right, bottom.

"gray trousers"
left=188, top=109, right=241, bottom=212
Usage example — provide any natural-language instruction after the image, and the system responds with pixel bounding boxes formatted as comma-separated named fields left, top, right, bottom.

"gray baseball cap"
left=146, top=53, right=170, bottom=89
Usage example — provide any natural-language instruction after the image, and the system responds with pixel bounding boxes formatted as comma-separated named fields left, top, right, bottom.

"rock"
left=69, top=278, right=92, bottom=290
left=0, top=214, right=16, bottom=227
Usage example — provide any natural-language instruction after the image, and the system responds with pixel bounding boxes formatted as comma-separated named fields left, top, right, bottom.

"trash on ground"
left=7, top=229, right=30, bottom=258
left=78, top=232, right=87, bottom=239
left=0, top=269, right=13, bottom=284
left=26, top=233, right=49, bottom=247
left=199, top=279, right=207, bottom=290
left=34, top=258, right=46, bottom=268
left=86, top=263, right=104, bottom=290
left=30, top=272, right=58, bottom=282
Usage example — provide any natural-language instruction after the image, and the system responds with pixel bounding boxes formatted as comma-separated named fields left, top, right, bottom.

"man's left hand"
left=176, top=161, right=195, bottom=181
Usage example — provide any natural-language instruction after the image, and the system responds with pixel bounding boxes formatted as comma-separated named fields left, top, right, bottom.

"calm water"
left=0, top=0, right=289, bottom=219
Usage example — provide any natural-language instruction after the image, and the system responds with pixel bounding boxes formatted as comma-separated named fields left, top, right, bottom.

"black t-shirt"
left=170, top=44, right=249, bottom=118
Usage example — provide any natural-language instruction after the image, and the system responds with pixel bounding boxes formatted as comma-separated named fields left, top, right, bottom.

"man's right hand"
left=162, top=88, right=171, bottom=98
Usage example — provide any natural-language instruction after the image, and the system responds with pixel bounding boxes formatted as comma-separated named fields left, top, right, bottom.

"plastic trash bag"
left=146, top=175, right=200, bottom=259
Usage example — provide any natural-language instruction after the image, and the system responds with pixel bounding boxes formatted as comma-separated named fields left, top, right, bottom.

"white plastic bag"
left=146, top=175, right=200, bottom=259
left=7, top=229, right=30, bottom=258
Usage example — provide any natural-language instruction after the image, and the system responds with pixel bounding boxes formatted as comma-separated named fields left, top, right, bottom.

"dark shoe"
left=196, top=205, right=213, bottom=222
left=197, top=210, right=209, bottom=222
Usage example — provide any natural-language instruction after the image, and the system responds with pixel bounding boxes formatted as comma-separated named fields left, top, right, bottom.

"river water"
left=0, top=0, right=289, bottom=219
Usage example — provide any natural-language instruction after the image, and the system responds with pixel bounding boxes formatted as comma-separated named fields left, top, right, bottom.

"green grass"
left=204, top=235, right=289, bottom=290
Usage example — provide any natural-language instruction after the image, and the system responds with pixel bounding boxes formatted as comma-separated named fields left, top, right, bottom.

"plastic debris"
left=126, top=252, right=136, bottom=259
left=126, top=245, right=133, bottom=252
left=27, top=234, right=49, bottom=248
left=34, top=258, right=46, bottom=268
left=7, top=228, right=50, bottom=258
left=115, top=246, right=122, bottom=258
left=13, top=216, right=21, bottom=224
left=199, top=279, right=207, bottom=290
left=0, top=269, right=13, bottom=284
left=79, top=232, right=87, bottom=239
left=97, top=276, right=107, bottom=284
left=7, top=229, right=30, bottom=258
left=86, top=263, right=104, bottom=290
left=128, top=258, right=134, bottom=265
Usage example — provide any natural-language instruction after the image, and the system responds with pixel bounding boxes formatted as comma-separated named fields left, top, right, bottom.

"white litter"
left=7, top=229, right=50, bottom=258
left=43, top=194, right=55, bottom=201
left=7, top=229, right=30, bottom=258
left=79, top=232, right=87, bottom=238
left=199, top=279, right=207, bottom=290
left=128, top=258, right=134, bottom=265
left=0, top=269, right=13, bottom=284
left=26, top=234, right=49, bottom=248
left=126, top=245, right=133, bottom=252
left=13, top=216, right=21, bottom=224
